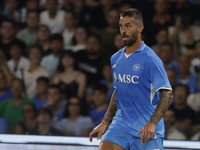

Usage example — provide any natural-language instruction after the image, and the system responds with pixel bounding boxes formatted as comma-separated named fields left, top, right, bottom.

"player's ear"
left=137, top=24, right=144, bottom=33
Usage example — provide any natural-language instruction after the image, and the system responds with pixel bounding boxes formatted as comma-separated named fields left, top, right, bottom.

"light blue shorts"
left=101, top=124, right=163, bottom=150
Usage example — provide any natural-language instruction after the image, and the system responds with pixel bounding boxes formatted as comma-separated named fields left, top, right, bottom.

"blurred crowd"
left=0, top=0, right=200, bottom=140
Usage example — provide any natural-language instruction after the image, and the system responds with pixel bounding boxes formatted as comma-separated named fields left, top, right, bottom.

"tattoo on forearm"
left=103, top=90, right=117, bottom=125
left=150, top=90, right=173, bottom=124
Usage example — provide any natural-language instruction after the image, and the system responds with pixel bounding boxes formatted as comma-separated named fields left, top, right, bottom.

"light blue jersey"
left=110, top=41, right=172, bottom=139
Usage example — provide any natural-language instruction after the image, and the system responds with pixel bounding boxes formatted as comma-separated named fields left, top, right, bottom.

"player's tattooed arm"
left=150, top=89, right=173, bottom=124
left=103, top=89, right=117, bottom=125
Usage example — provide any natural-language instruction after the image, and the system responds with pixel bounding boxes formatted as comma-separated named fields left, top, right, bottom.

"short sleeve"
left=148, top=57, right=172, bottom=92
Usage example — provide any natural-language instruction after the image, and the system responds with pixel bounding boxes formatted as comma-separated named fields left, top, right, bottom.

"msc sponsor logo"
left=114, top=73, right=139, bottom=84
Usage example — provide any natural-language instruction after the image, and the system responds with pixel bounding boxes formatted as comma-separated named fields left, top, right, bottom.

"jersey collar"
left=123, top=41, right=146, bottom=54
left=135, top=41, right=146, bottom=53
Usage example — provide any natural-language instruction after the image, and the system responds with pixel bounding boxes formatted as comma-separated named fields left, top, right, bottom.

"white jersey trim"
left=124, top=53, right=132, bottom=58
left=150, top=83, right=156, bottom=105
left=155, top=87, right=172, bottom=92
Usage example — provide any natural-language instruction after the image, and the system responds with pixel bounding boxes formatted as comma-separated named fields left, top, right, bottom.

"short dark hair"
left=160, top=42, right=173, bottom=49
left=0, top=18, right=16, bottom=28
left=9, top=41, right=23, bottom=51
left=48, top=84, right=62, bottom=93
left=86, top=34, right=102, bottom=44
left=37, top=24, right=50, bottom=33
left=23, top=103, right=37, bottom=114
left=65, top=10, right=76, bottom=18
left=28, top=45, right=43, bottom=57
left=93, top=84, right=108, bottom=95
left=49, top=34, right=63, bottom=43
left=64, top=96, right=88, bottom=117
left=11, top=78, right=25, bottom=89
left=26, top=10, right=39, bottom=18
left=174, top=84, right=190, bottom=96
left=37, top=76, right=50, bottom=85
left=37, top=108, right=53, bottom=118
left=120, top=8, right=143, bottom=25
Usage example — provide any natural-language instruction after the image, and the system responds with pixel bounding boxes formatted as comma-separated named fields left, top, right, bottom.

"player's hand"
left=89, top=122, right=108, bottom=142
left=137, top=122, right=156, bottom=144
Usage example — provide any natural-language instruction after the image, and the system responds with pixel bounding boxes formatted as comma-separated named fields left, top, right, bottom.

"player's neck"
left=125, top=39, right=143, bottom=55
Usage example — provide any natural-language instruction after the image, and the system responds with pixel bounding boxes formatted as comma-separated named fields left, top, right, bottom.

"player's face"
left=119, top=16, right=139, bottom=46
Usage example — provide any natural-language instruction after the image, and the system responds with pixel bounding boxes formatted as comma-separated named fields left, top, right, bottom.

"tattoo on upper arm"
left=150, top=90, right=173, bottom=124
left=103, top=91, right=117, bottom=124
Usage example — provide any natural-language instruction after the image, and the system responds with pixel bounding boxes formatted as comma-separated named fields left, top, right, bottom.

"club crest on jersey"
left=133, top=64, right=140, bottom=71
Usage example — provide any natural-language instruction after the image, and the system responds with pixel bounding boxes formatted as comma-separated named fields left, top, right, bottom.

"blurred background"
left=0, top=0, right=200, bottom=149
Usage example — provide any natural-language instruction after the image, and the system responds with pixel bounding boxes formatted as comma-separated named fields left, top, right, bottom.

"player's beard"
left=123, top=30, right=138, bottom=47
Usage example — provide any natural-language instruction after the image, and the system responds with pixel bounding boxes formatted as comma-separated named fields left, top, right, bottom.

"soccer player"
left=89, top=8, right=173, bottom=150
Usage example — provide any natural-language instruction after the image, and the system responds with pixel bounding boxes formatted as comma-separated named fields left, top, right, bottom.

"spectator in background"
left=15, top=103, right=37, bottom=134
left=0, top=19, right=26, bottom=60
left=177, top=54, right=199, bottom=93
left=79, top=0, right=106, bottom=30
left=151, top=29, right=168, bottom=53
left=100, top=62, right=114, bottom=102
left=84, top=86, right=95, bottom=110
left=20, top=0, right=40, bottom=24
left=7, top=43, right=30, bottom=76
left=96, top=9, right=119, bottom=56
left=36, top=24, right=51, bottom=56
left=40, top=0, right=65, bottom=34
left=113, top=33, right=124, bottom=52
left=45, top=85, right=67, bottom=121
left=0, top=70, right=12, bottom=104
left=16, top=10, right=39, bottom=46
left=72, top=0, right=85, bottom=19
left=164, top=109, right=186, bottom=140
left=3, top=0, right=20, bottom=22
left=187, top=75, right=200, bottom=113
left=41, top=34, right=63, bottom=78
left=0, top=50, right=13, bottom=85
left=61, top=0, right=74, bottom=12
left=168, top=12, right=200, bottom=57
left=62, top=11, right=76, bottom=50
left=53, top=51, right=86, bottom=99
left=28, top=108, right=64, bottom=136
left=0, top=78, right=33, bottom=121
left=118, top=1, right=132, bottom=13
left=89, top=84, right=108, bottom=126
left=143, top=0, right=174, bottom=46
left=100, top=0, right=116, bottom=18
left=54, top=97, right=94, bottom=136
left=190, top=40, right=200, bottom=75
left=166, top=69, right=177, bottom=88
left=32, top=77, right=49, bottom=110
left=71, top=26, right=88, bottom=52
left=157, top=42, right=179, bottom=74
left=170, top=84, right=196, bottom=126
left=76, top=34, right=104, bottom=85
left=16, top=45, right=49, bottom=99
